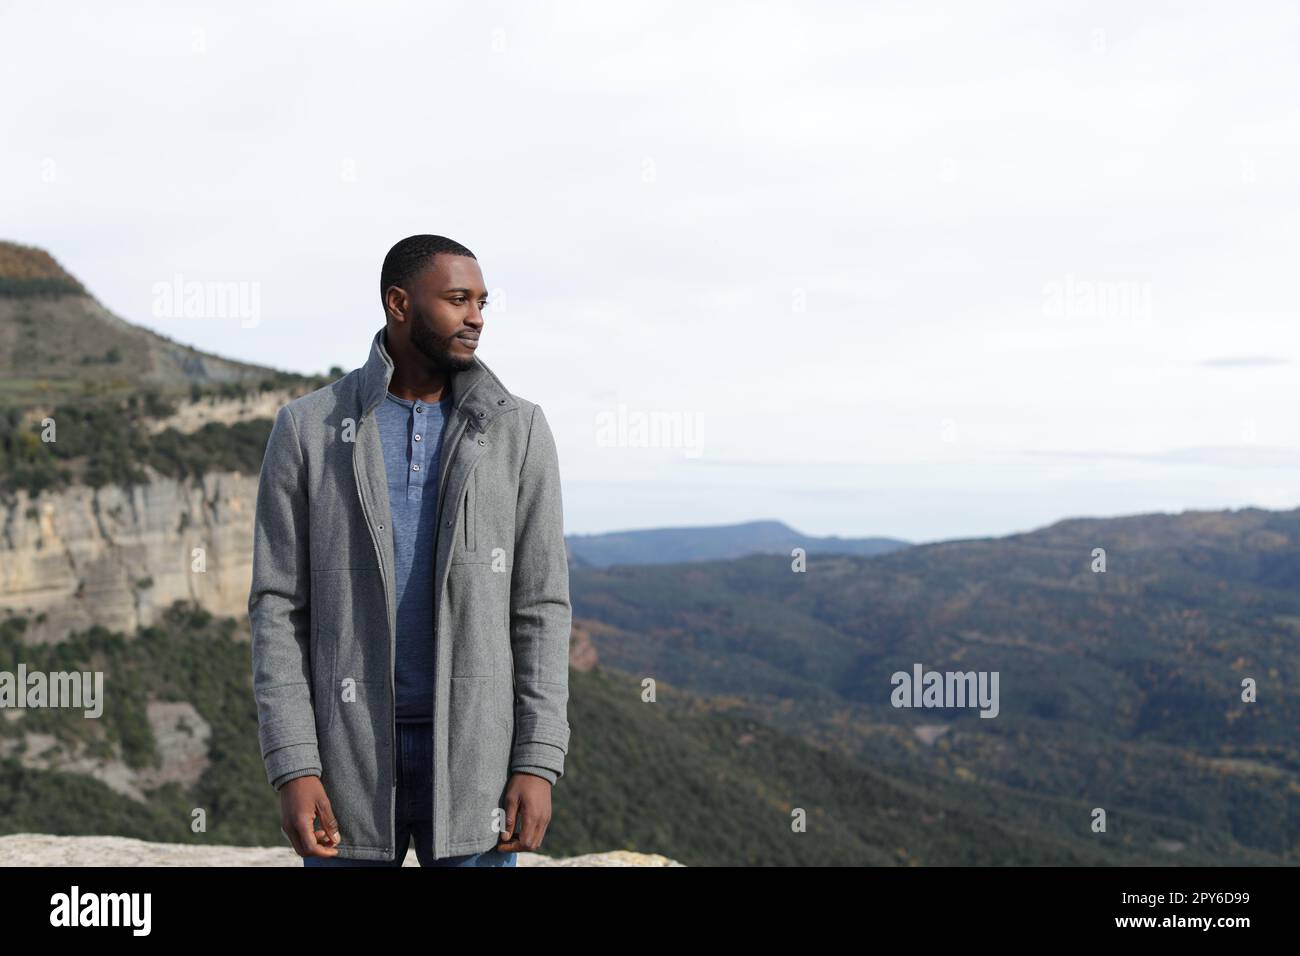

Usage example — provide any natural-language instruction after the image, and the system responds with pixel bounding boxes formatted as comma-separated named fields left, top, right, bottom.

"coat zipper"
left=430, top=408, right=472, bottom=856
left=352, top=412, right=396, bottom=859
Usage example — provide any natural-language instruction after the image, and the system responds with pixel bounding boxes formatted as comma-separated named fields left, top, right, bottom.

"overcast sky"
left=4, top=1, right=1300, bottom=543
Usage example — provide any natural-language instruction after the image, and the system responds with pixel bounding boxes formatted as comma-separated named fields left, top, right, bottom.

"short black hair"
left=380, top=234, right=476, bottom=309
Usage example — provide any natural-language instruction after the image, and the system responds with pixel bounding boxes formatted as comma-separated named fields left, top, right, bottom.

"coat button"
left=477, top=410, right=486, bottom=418
left=445, top=519, right=452, bottom=527
left=477, top=438, right=486, bottom=445
left=497, top=398, right=506, bottom=405
left=377, top=524, right=384, bottom=531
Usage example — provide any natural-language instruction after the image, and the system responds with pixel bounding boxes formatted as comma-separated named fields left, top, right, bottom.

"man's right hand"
left=280, top=776, right=343, bottom=858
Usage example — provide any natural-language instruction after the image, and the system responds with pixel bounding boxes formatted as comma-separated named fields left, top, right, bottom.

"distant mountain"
left=568, top=506, right=1300, bottom=863
left=0, top=240, right=302, bottom=410
left=565, top=519, right=909, bottom=567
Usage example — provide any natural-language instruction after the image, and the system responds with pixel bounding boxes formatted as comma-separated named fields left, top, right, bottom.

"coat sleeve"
left=249, top=403, right=322, bottom=789
left=508, top=403, right=572, bottom=784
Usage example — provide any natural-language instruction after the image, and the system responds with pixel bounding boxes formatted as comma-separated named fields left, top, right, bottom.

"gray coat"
left=249, top=325, right=572, bottom=861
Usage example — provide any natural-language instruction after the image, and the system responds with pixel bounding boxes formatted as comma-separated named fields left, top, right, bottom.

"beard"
left=409, top=307, right=476, bottom=372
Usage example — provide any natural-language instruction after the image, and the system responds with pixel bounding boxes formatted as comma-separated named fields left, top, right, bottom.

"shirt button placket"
left=411, top=405, right=423, bottom=496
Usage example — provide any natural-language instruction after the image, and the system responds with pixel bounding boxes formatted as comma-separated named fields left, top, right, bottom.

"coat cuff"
left=265, top=742, right=322, bottom=789
left=511, top=765, right=558, bottom=785
left=508, top=740, right=565, bottom=780
left=509, top=714, right=568, bottom=781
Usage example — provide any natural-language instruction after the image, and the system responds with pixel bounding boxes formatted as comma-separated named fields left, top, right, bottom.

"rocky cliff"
left=0, top=467, right=258, bottom=645
left=0, top=834, right=683, bottom=866
left=0, top=240, right=310, bottom=643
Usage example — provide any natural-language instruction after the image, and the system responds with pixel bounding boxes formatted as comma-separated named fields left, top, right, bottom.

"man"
left=248, top=234, right=572, bottom=866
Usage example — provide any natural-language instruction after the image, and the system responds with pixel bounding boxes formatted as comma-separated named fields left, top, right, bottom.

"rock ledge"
left=0, top=833, right=683, bottom=867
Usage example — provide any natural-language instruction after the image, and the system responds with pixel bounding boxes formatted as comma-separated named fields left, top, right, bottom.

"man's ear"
left=384, top=285, right=408, bottom=321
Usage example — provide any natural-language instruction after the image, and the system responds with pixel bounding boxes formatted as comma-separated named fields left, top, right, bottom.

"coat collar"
left=357, top=324, right=517, bottom=432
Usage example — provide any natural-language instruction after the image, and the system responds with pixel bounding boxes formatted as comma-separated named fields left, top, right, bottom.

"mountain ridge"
left=0, top=240, right=306, bottom=409
left=565, top=518, right=910, bottom=567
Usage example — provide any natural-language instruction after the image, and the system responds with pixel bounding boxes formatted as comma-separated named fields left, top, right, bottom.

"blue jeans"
left=304, top=720, right=516, bottom=867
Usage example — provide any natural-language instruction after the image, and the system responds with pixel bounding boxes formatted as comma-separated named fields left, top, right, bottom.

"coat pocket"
left=311, top=566, right=389, bottom=733
left=463, top=471, right=477, bottom=554
left=311, top=567, right=387, bottom=685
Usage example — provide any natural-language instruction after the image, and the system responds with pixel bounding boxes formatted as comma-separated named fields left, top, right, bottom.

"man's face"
left=388, top=254, right=487, bottom=371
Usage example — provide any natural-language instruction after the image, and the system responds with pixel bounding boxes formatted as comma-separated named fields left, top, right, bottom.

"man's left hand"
left=495, top=772, right=552, bottom=853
